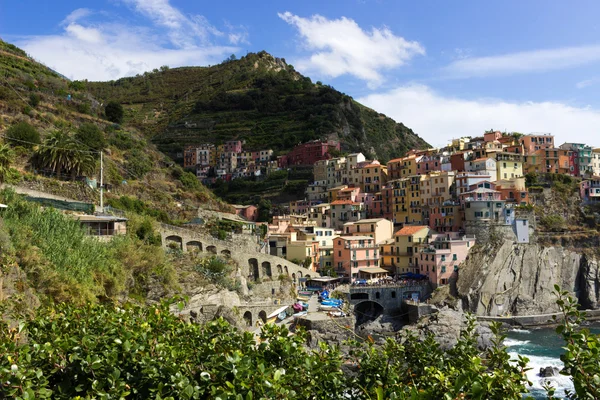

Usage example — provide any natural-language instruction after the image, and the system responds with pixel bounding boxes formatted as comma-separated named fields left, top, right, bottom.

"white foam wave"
left=503, top=338, right=531, bottom=347
left=510, top=328, right=531, bottom=334
left=508, top=352, right=573, bottom=397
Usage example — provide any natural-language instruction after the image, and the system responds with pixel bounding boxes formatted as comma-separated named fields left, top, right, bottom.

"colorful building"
left=333, top=236, right=379, bottom=281
left=393, top=225, right=430, bottom=274
left=419, top=233, right=476, bottom=287
left=343, top=218, right=394, bottom=244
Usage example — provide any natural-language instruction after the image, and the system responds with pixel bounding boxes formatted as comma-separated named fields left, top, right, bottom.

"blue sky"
left=2, top=0, right=600, bottom=147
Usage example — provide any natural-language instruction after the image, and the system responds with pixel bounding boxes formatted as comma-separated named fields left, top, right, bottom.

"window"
left=441, top=255, right=446, bottom=261
left=338, top=251, right=341, bottom=257
left=441, top=266, right=446, bottom=273
left=408, top=236, right=412, bottom=242
left=452, top=254, right=457, bottom=261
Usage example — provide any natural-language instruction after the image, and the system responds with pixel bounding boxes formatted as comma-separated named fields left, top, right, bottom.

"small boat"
left=266, top=305, right=290, bottom=324
left=298, top=290, right=313, bottom=296
left=321, top=300, right=343, bottom=306
left=293, top=311, right=308, bottom=318
left=327, top=311, right=346, bottom=317
left=318, top=305, right=341, bottom=312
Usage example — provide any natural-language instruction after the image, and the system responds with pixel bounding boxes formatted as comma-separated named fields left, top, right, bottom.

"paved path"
left=1, top=184, right=84, bottom=203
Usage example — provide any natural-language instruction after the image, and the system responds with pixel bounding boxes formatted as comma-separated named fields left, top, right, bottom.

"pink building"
left=416, top=155, right=443, bottom=175
left=279, top=140, right=340, bottom=167
left=224, top=140, right=243, bottom=153
left=418, top=233, right=475, bottom=287
left=233, top=205, right=258, bottom=222
left=333, top=236, right=379, bottom=281
left=427, top=203, right=462, bottom=233
left=483, top=130, right=502, bottom=142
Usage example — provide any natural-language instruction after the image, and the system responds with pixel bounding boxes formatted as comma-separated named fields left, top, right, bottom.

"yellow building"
left=360, top=161, right=387, bottom=193
left=407, top=175, right=423, bottom=225
left=387, top=155, right=417, bottom=180
left=287, top=240, right=319, bottom=272
left=394, top=225, right=430, bottom=274
left=421, top=171, right=455, bottom=207
left=379, top=238, right=396, bottom=273
left=390, top=178, right=409, bottom=225
left=495, top=152, right=524, bottom=181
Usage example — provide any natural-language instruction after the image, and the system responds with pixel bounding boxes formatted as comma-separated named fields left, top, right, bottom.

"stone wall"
left=159, top=224, right=316, bottom=286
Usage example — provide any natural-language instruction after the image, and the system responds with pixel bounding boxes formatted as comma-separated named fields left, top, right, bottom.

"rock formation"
left=401, top=307, right=493, bottom=350
left=456, top=234, right=600, bottom=316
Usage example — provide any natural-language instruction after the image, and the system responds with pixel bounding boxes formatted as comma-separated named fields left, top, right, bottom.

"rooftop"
left=330, top=199, right=358, bottom=205
left=394, top=225, right=429, bottom=236
left=76, top=214, right=128, bottom=223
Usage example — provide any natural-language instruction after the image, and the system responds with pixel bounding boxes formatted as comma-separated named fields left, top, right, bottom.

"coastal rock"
left=402, top=307, right=493, bottom=350
left=356, top=315, right=396, bottom=338
left=539, top=366, right=560, bottom=377
left=456, top=237, right=600, bottom=316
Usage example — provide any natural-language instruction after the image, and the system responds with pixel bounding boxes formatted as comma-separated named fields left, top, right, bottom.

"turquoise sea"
left=505, top=325, right=600, bottom=399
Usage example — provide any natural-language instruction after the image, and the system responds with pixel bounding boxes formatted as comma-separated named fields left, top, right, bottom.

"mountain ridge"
left=85, top=51, right=429, bottom=162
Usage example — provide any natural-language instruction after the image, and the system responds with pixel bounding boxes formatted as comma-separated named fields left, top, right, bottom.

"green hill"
left=0, top=38, right=231, bottom=220
left=86, top=51, right=429, bottom=162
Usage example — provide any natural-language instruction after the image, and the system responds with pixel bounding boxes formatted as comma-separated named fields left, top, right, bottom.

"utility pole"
left=100, top=150, right=104, bottom=213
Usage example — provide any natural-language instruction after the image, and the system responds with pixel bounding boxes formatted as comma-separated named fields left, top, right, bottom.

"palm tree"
left=0, top=144, right=15, bottom=184
left=33, top=130, right=96, bottom=177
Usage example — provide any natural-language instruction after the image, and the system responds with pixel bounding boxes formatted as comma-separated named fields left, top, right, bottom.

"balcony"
left=345, top=243, right=377, bottom=249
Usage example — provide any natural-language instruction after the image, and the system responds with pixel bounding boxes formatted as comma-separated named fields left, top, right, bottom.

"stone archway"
left=186, top=240, right=202, bottom=253
left=206, top=245, right=217, bottom=254
left=354, top=300, right=384, bottom=326
left=248, top=258, right=259, bottom=281
left=292, top=273, right=296, bottom=282
left=277, top=265, right=283, bottom=275
left=221, top=249, right=231, bottom=258
left=243, top=311, right=252, bottom=327
left=262, top=261, right=272, bottom=278
left=284, top=265, right=289, bottom=275
left=165, top=235, right=183, bottom=250
left=258, top=310, right=267, bottom=324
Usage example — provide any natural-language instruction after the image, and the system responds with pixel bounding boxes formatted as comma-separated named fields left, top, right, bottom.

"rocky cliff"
left=456, top=233, right=600, bottom=316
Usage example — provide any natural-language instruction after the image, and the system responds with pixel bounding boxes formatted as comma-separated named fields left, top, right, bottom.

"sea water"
left=504, top=325, right=600, bottom=399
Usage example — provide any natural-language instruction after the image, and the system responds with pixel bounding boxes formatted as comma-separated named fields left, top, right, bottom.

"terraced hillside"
left=86, top=51, right=429, bottom=162
left=0, top=39, right=231, bottom=220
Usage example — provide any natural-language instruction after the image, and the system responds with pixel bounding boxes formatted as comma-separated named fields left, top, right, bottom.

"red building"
left=279, top=140, right=340, bottom=167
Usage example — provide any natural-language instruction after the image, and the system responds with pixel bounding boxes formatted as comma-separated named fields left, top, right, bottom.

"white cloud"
left=224, top=22, right=249, bottom=45
left=445, top=45, right=600, bottom=78
left=358, top=84, right=600, bottom=148
left=13, top=1, right=238, bottom=81
left=278, top=11, right=424, bottom=87
left=122, top=0, right=223, bottom=48
left=62, top=8, right=93, bottom=25
left=576, top=77, right=600, bottom=89
left=64, top=23, right=103, bottom=44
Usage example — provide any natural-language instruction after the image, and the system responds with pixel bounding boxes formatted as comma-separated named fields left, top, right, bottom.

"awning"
left=357, top=267, right=389, bottom=275
left=307, top=276, right=340, bottom=283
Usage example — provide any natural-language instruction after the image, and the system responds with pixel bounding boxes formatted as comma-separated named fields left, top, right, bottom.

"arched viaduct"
left=348, top=284, right=430, bottom=315
left=159, top=223, right=315, bottom=284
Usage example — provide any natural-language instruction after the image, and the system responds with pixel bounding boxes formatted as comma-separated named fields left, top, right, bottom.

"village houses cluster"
left=248, top=131, right=600, bottom=288
left=184, top=140, right=275, bottom=181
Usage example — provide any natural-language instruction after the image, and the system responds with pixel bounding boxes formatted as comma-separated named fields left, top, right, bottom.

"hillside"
left=86, top=51, right=429, bottom=162
left=0, top=39, right=231, bottom=220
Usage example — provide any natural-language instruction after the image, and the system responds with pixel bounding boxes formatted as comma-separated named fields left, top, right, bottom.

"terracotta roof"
left=330, top=199, right=356, bottom=205
left=362, top=163, right=381, bottom=168
left=340, top=187, right=357, bottom=192
left=394, top=225, right=429, bottom=236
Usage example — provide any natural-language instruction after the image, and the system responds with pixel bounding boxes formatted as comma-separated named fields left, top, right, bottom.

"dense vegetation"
left=0, top=189, right=176, bottom=304
left=2, top=288, right=599, bottom=399
left=86, top=51, right=428, bottom=162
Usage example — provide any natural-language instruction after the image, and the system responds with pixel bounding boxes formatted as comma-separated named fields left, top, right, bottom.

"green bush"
left=540, top=214, right=566, bottom=231
left=179, top=171, right=201, bottom=190
left=75, top=122, right=106, bottom=152
left=125, top=149, right=152, bottom=179
left=5, top=121, right=40, bottom=148
left=29, top=93, right=40, bottom=107
left=105, top=101, right=124, bottom=123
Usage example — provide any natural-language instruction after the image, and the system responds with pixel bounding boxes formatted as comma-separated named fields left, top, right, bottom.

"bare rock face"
left=402, top=307, right=494, bottom=350
left=456, top=238, right=600, bottom=316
